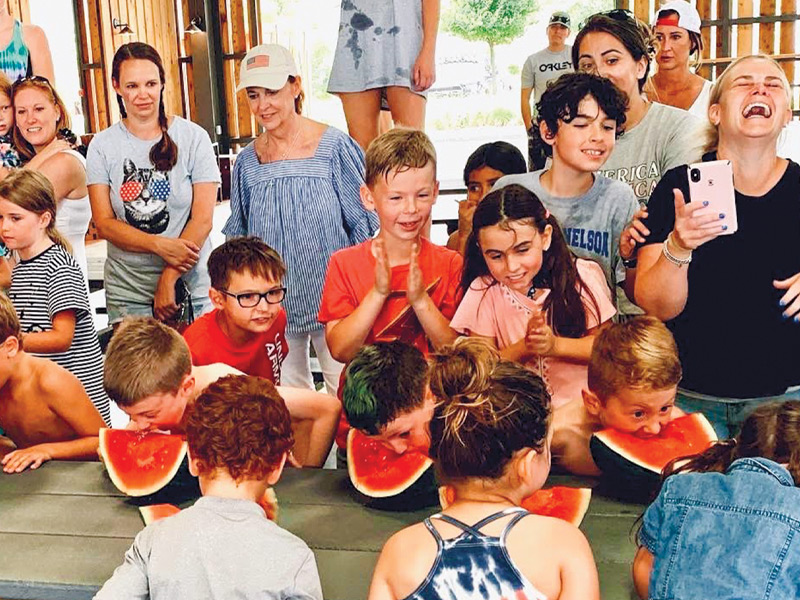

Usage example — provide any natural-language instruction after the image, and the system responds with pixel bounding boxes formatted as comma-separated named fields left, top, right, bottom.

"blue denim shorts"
left=676, top=386, right=800, bottom=438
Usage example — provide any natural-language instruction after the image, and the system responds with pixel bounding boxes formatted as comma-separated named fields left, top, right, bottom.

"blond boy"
left=552, top=316, right=684, bottom=476
left=103, top=317, right=339, bottom=467
left=0, top=294, right=105, bottom=473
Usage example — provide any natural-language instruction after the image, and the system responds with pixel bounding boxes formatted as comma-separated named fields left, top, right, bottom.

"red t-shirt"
left=319, top=237, right=463, bottom=447
left=183, top=308, right=288, bottom=385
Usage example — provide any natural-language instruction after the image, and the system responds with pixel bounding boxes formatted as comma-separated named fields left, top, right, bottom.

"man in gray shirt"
left=521, top=11, right=573, bottom=169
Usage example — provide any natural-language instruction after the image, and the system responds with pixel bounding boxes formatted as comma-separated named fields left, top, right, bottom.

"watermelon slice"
left=346, top=428, right=438, bottom=510
left=99, top=428, right=188, bottom=497
left=440, top=486, right=591, bottom=527
left=139, top=504, right=181, bottom=526
left=521, top=487, right=592, bottom=526
left=590, top=413, right=717, bottom=493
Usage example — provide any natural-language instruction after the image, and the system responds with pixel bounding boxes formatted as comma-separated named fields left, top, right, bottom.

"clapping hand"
left=407, top=243, right=426, bottom=306
left=526, top=308, right=555, bottom=357
left=372, top=238, right=391, bottom=297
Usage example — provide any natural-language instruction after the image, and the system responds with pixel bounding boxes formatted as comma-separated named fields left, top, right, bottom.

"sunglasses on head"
left=11, top=74, right=53, bottom=90
left=579, top=9, right=636, bottom=30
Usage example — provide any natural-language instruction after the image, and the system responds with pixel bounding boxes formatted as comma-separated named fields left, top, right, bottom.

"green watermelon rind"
left=590, top=413, right=717, bottom=491
left=99, top=428, right=188, bottom=497
left=346, top=428, right=433, bottom=499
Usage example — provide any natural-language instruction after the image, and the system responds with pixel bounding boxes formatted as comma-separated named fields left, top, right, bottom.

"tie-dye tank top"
left=403, top=507, right=548, bottom=600
left=0, top=20, right=29, bottom=83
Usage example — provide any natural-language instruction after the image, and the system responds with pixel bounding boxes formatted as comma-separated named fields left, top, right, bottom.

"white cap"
left=237, top=44, right=299, bottom=92
left=655, top=1, right=702, bottom=34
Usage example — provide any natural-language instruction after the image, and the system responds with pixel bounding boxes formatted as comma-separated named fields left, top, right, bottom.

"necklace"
left=527, top=282, right=537, bottom=299
left=259, top=121, right=303, bottom=164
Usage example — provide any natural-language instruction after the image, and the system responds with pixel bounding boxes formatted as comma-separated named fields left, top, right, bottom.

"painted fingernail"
left=794, top=315, right=800, bottom=323
left=780, top=299, right=787, bottom=307
left=703, top=201, right=709, bottom=206
left=719, top=213, right=725, bottom=218
left=722, top=225, right=728, bottom=231
left=782, top=312, right=791, bottom=320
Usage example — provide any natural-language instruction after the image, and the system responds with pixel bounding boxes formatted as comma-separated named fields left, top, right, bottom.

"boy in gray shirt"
left=95, top=375, right=322, bottom=600
left=497, top=73, right=640, bottom=314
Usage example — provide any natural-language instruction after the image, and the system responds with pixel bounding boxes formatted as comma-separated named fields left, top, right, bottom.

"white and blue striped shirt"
left=223, top=126, right=378, bottom=334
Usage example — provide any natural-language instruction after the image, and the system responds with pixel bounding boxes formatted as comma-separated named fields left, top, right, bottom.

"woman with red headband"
left=647, top=1, right=712, bottom=119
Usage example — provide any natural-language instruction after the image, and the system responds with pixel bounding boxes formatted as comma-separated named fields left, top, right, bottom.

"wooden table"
left=0, top=462, right=642, bottom=600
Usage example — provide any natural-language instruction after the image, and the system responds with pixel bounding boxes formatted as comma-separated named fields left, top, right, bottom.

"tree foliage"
left=444, top=0, right=538, bottom=46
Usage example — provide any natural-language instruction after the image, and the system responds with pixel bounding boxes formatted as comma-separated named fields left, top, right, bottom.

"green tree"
left=444, top=0, right=537, bottom=93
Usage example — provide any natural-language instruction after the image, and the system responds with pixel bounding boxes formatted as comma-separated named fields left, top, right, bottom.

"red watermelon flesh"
left=521, top=487, right=592, bottom=527
left=99, top=428, right=187, bottom=497
left=347, top=428, right=433, bottom=498
left=591, top=413, right=717, bottom=475
left=139, top=504, right=181, bottom=526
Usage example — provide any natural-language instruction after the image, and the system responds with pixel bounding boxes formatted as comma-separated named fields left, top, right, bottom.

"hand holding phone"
left=687, top=160, right=738, bottom=235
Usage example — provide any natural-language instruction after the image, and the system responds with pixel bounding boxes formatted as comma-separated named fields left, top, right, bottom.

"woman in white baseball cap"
left=223, top=43, right=378, bottom=396
left=647, top=1, right=712, bottom=119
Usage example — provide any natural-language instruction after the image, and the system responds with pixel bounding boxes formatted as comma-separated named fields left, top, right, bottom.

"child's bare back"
left=552, top=399, right=603, bottom=477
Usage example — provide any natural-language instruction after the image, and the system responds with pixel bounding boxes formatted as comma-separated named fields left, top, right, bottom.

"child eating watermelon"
left=103, top=316, right=339, bottom=467
left=551, top=316, right=685, bottom=476
left=0, top=293, right=106, bottom=473
left=95, top=374, right=323, bottom=599
left=368, top=337, right=600, bottom=600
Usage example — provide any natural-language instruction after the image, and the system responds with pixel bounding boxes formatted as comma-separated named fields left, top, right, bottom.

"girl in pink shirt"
left=450, top=184, right=615, bottom=407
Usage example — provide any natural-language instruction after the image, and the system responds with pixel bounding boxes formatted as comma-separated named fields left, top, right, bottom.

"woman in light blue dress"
left=328, top=0, right=440, bottom=150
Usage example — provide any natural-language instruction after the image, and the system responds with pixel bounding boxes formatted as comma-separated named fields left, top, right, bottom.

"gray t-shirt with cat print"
left=86, top=117, right=220, bottom=315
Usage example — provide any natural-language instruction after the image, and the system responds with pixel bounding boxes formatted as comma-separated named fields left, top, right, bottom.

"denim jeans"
left=676, top=385, right=800, bottom=438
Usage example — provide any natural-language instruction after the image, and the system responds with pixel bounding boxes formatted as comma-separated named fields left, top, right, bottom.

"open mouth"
left=582, top=149, right=605, bottom=158
left=743, top=102, right=772, bottom=118
left=398, top=220, right=421, bottom=231
left=26, top=126, right=42, bottom=133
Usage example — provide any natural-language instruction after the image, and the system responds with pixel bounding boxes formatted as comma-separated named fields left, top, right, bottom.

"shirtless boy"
left=0, top=294, right=105, bottom=473
left=552, top=316, right=684, bottom=476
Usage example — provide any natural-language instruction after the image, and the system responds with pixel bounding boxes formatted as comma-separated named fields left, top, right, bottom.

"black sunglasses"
left=579, top=9, right=636, bottom=30
left=11, top=74, right=53, bottom=89
left=220, top=287, right=287, bottom=308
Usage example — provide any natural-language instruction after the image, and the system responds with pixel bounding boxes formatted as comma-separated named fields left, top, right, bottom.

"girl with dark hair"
left=368, top=338, right=600, bottom=600
left=86, top=42, right=220, bottom=326
left=633, top=401, right=800, bottom=599
left=449, top=184, right=615, bottom=407
left=646, top=1, right=712, bottom=119
left=573, top=10, right=706, bottom=203
left=446, top=141, right=527, bottom=253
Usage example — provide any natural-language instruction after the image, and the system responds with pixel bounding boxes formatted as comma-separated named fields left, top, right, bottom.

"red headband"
left=656, top=14, right=682, bottom=27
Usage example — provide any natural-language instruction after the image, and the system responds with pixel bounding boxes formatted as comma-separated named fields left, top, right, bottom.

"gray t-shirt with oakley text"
left=86, top=117, right=220, bottom=311
left=521, top=46, right=573, bottom=108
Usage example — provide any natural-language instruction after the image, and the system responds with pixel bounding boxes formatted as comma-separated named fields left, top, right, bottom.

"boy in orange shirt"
left=319, top=129, right=462, bottom=361
left=552, top=316, right=684, bottom=476
left=183, top=236, right=288, bottom=384
left=318, top=129, right=462, bottom=448
left=0, top=294, right=105, bottom=473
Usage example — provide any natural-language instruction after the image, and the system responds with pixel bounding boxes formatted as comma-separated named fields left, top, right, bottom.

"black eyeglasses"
left=220, top=287, right=287, bottom=308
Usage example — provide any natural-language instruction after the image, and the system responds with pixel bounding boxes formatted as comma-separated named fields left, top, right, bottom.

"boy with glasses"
left=184, top=236, right=289, bottom=384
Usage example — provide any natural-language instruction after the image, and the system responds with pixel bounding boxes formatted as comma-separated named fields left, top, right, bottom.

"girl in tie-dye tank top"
left=368, top=338, right=600, bottom=600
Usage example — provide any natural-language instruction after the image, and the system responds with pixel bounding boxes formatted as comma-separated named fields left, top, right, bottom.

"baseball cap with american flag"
left=237, top=44, right=299, bottom=92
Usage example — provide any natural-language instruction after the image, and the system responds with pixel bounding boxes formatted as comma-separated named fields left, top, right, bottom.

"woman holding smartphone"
left=633, top=55, right=800, bottom=437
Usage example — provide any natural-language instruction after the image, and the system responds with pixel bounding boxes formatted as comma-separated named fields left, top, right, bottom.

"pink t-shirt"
left=450, top=259, right=615, bottom=408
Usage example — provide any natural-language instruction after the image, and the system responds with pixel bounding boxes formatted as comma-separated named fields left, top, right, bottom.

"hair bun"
left=429, top=338, right=499, bottom=402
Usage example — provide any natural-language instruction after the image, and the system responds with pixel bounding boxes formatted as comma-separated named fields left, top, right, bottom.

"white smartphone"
left=686, top=160, right=738, bottom=235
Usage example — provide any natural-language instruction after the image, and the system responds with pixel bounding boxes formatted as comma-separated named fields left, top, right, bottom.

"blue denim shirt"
left=641, top=457, right=800, bottom=599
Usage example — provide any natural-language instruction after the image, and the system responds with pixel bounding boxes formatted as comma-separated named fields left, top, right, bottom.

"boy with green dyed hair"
left=341, top=341, right=433, bottom=460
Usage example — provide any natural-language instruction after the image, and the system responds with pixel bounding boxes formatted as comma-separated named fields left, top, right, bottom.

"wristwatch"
left=621, top=255, right=638, bottom=269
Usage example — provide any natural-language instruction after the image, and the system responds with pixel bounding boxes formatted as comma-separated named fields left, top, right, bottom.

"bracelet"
left=621, top=255, right=638, bottom=269
left=662, top=238, right=692, bottom=267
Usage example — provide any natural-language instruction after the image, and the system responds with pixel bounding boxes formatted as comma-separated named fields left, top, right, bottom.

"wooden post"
left=697, top=0, right=712, bottom=79
left=737, top=0, right=753, bottom=56
left=759, top=0, right=777, bottom=55
left=779, top=0, right=796, bottom=85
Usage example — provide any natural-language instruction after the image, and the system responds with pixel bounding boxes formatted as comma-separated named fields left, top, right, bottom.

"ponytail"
left=112, top=42, right=178, bottom=171
left=428, top=338, right=551, bottom=484
left=463, top=184, right=600, bottom=338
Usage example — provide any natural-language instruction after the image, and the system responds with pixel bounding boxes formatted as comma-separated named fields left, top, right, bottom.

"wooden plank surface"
left=696, top=0, right=713, bottom=79
left=737, top=0, right=754, bottom=56
left=759, top=0, right=777, bottom=55
left=0, top=462, right=644, bottom=600
left=779, top=0, right=796, bottom=83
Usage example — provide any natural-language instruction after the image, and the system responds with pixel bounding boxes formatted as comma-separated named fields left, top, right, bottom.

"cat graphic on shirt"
left=119, top=158, right=171, bottom=234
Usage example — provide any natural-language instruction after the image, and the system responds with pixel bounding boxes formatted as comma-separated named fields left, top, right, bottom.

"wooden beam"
left=759, top=0, right=777, bottom=54
left=737, top=0, right=754, bottom=55
left=633, top=0, right=649, bottom=26
left=779, top=0, right=796, bottom=83
left=696, top=0, right=712, bottom=79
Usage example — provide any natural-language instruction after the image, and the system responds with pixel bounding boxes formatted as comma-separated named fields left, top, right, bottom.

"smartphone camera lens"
left=690, top=168, right=701, bottom=183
